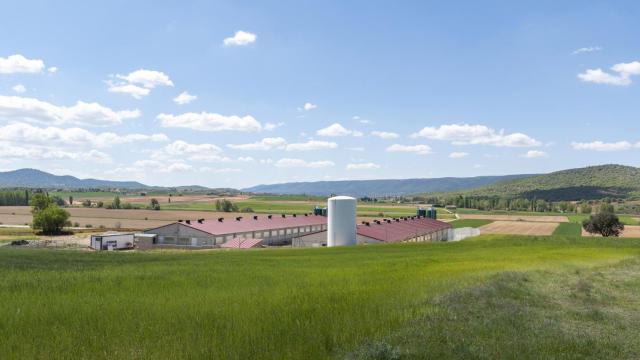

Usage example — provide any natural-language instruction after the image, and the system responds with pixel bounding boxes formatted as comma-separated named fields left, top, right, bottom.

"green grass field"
left=552, top=222, right=582, bottom=236
left=448, top=219, right=493, bottom=228
left=2, top=235, right=640, bottom=359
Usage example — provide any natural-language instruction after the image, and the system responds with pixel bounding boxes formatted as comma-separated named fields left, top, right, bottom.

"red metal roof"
left=356, top=217, right=451, bottom=242
left=179, top=215, right=327, bottom=235
left=220, top=237, right=263, bottom=249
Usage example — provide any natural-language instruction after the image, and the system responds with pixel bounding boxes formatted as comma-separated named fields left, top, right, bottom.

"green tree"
left=32, top=205, right=71, bottom=235
left=215, top=199, right=239, bottom=212
left=582, top=213, right=624, bottom=237
left=30, top=193, right=52, bottom=213
left=150, top=198, right=160, bottom=211
left=112, top=196, right=121, bottom=209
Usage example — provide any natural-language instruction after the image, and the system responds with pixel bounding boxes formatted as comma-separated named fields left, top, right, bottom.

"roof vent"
left=304, top=213, right=308, bottom=217
left=282, top=214, right=286, bottom=218
left=253, top=215, right=258, bottom=220
left=365, top=222, right=370, bottom=226
left=395, top=218, right=400, bottom=222
left=293, top=214, right=297, bottom=217
left=218, top=217, right=224, bottom=222
left=386, top=219, right=391, bottom=224
left=178, top=219, right=183, bottom=222
left=197, top=219, right=204, bottom=224
left=268, top=215, right=273, bottom=219
left=185, top=220, right=191, bottom=224
left=236, top=216, right=242, bottom=221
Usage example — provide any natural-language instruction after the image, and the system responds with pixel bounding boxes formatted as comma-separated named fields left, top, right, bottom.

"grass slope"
left=552, top=222, right=582, bottom=236
left=382, top=258, right=640, bottom=359
left=449, top=219, right=493, bottom=228
left=1, top=235, right=640, bottom=359
left=448, top=164, right=640, bottom=201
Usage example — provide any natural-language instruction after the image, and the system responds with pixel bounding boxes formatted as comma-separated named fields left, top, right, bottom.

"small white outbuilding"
left=90, top=233, right=134, bottom=250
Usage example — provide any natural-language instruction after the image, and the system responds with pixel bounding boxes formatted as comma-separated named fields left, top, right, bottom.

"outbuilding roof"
left=356, top=216, right=451, bottom=243
left=176, top=214, right=327, bottom=235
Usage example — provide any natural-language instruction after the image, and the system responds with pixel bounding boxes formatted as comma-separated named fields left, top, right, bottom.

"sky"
left=0, top=0, right=639, bottom=188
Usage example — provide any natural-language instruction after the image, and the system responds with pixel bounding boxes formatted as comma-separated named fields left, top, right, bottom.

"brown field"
left=73, top=194, right=250, bottom=205
left=479, top=220, right=559, bottom=236
left=582, top=225, right=640, bottom=238
left=0, top=206, right=251, bottom=230
left=459, top=214, right=569, bottom=223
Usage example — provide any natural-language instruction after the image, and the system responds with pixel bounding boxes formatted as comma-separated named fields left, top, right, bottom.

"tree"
left=69, top=196, right=74, bottom=205
left=50, top=195, right=66, bottom=207
left=582, top=212, right=624, bottom=237
left=112, top=196, right=121, bottom=209
left=149, top=198, right=160, bottom=211
left=30, top=193, right=52, bottom=213
left=82, top=199, right=92, bottom=207
left=31, top=201, right=71, bottom=235
left=215, top=199, right=239, bottom=212
left=96, top=201, right=104, bottom=208
left=599, top=203, right=615, bottom=214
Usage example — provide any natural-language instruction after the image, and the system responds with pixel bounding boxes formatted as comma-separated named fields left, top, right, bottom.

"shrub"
left=149, top=198, right=160, bottom=211
left=96, top=201, right=104, bottom=208
left=82, top=199, right=92, bottom=207
left=73, top=222, right=80, bottom=227
left=32, top=205, right=71, bottom=235
left=215, top=199, right=239, bottom=212
left=86, top=224, right=93, bottom=228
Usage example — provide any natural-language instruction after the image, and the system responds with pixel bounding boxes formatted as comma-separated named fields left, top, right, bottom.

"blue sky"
left=0, top=0, right=638, bottom=188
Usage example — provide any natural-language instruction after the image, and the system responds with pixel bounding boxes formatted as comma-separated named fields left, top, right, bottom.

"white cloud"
left=117, top=69, right=174, bottom=88
left=346, top=162, right=381, bottom=170
left=165, top=162, right=193, bottom=172
left=264, top=122, right=283, bottom=131
left=448, top=152, right=469, bottom=158
left=317, top=123, right=363, bottom=137
left=227, top=137, right=287, bottom=151
left=523, top=150, right=548, bottom=158
left=200, top=167, right=242, bottom=174
left=346, top=147, right=365, bottom=151
left=173, top=91, right=197, bottom=105
left=412, top=124, right=540, bottom=147
left=158, top=112, right=262, bottom=132
left=571, top=140, right=639, bottom=152
left=274, top=158, right=335, bottom=168
left=386, top=144, right=432, bottom=155
left=223, top=30, right=257, bottom=46
left=106, top=82, right=150, bottom=99
left=572, top=46, right=602, bottom=55
left=0, top=95, right=140, bottom=126
left=107, top=69, right=173, bottom=98
left=371, top=130, right=399, bottom=139
left=0, top=122, right=167, bottom=148
left=0, top=142, right=111, bottom=163
left=578, top=61, right=640, bottom=86
left=47, top=66, right=58, bottom=73
left=286, top=140, right=337, bottom=151
left=161, top=140, right=228, bottom=162
left=0, top=54, right=45, bottom=74
left=299, top=102, right=317, bottom=111
left=12, top=84, right=26, bottom=94
left=237, top=156, right=254, bottom=162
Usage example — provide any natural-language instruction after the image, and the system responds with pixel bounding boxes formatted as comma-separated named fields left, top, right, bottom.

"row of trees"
left=0, top=190, right=30, bottom=206
left=80, top=196, right=161, bottom=210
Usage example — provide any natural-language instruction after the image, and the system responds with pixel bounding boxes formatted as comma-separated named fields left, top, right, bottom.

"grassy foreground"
left=1, top=235, right=640, bottom=359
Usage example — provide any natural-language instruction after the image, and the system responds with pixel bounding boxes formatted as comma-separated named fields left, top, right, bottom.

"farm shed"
left=140, top=214, right=328, bottom=249
left=90, top=233, right=134, bottom=250
left=293, top=216, right=452, bottom=247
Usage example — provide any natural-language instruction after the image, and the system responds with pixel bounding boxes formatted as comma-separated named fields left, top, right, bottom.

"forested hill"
left=0, top=169, right=148, bottom=189
left=243, top=174, right=536, bottom=197
left=446, top=164, right=640, bottom=201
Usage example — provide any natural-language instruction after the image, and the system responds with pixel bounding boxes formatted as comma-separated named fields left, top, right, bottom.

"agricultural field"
left=552, top=222, right=582, bottom=236
left=479, top=221, right=559, bottom=236
left=1, top=235, right=640, bottom=358
left=448, top=219, right=493, bottom=228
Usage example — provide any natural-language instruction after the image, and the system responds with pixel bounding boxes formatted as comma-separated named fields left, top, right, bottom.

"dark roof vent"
left=218, top=217, right=224, bottom=222
left=282, top=214, right=286, bottom=218
left=365, top=222, right=370, bottom=226
left=253, top=215, right=258, bottom=220
left=236, top=216, right=242, bottom=221
left=304, top=213, right=308, bottom=216
left=197, top=219, right=204, bottom=224
left=178, top=219, right=183, bottom=222
left=268, top=215, right=273, bottom=219
left=293, top=214, right=297, bottom=217
left=185, top=220, right=191, bottom=224
left=395, top=218, right=400, bottom=222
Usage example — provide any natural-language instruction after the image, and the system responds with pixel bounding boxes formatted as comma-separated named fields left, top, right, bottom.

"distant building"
left=90, top=233, right=134, bottom=250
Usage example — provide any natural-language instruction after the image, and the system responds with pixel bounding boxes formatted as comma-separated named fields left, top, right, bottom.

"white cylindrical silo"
left=327, top=196, right=357, bottom=247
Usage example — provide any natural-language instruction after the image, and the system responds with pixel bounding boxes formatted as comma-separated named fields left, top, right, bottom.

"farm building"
left=292, top=216, right=452, bottom=247
left=90, top=233, right=134, bottom=250
left=138, top=214, right=328, bottom=249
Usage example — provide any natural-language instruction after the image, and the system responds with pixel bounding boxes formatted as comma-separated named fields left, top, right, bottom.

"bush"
left=96, top=201, right=104, bottom=208
left=86, top=224, right=93, bottom=228
left=215, top=199, right=239, bottom=212
left=82, top=199, right=92, bottom=207
left=149, top=198, right=160, bottom=211
left=583, top=212, right=624, bottom=237
left=32, top=205, right=71, bottom=235
left=73, top=222, right=80, bottom=227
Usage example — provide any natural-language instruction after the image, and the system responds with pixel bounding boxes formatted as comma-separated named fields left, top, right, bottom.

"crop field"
left=552, top=222, right=582, bottom=236
left=1, top=235, right=640, bottom=358
left=479, top=220, right=559, bottom=236
left=449, top=219, right=493, bottom=228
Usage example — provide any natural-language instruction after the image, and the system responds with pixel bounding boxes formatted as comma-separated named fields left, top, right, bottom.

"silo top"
left=328, top=195, right=356, bottom=201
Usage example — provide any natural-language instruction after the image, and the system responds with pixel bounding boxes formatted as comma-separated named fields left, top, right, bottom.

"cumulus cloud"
left=298, top=102, right=317, bottom=111
left=0, top=122, right=167, bottom=148
left=264, top=122, right=283, bottom=131
left=12, top=84, right=26, bottom=94
left=223, top=30, right=257, bottom=46
left=161, top=140, right=229, bottom=162
left=47, top=66, right=58, bottom=74
left=371, top=130, right=399, bottom=139
left=0, top=142, right=111, bottom=163
left=317, top=123, right=363, bottom=137
left=285, top=140, right=337, bottom=151
left=522, top=150, right=548, bottom=158
left=578, top=60, right=640, bottom=86
left=386, top=144, right=432, bottom=155
left=412, top=124, right=540, bottom=147
left=448, top=152, right=469, bottom=158
left=0, top=54, right=45, bottom=74
left=274, top=158, right=335, bottom=168
left=571, top=140, right=639, bottom=152
left=227, top=137, right=287, bottom=151
left=572, top=46, right=602, bottom=55
left=346, top=162, right=381, bottom=170
left=0, top=95, right=140, bottom=126
left=158, top=112, right=262, bottom=132
left=173, top=91, right=197, bottom=105
left=107, top=69, right=174, bottom=98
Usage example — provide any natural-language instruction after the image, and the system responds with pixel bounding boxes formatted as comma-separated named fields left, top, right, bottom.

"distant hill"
left=446, top=164, right=640, bottom=201
left=243, top=174, right=537, bottom=197
left=0, top=169, right=148, bottom=189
